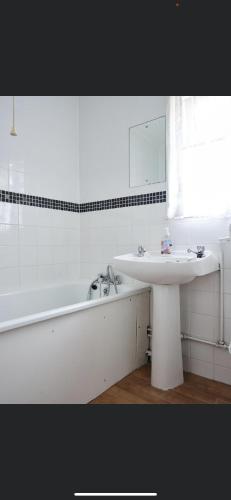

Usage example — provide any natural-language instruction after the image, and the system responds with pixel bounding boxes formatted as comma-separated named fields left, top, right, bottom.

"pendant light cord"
left=10, top=95, right=17, bottom=136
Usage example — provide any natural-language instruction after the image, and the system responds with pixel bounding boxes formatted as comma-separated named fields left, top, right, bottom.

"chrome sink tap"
left=137, top=245, right=146, bottom=257
left=187, top=245, right=205, bottom=258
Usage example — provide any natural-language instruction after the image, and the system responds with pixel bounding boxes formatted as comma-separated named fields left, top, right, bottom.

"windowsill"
left=166, top=214, right=231, bottom=221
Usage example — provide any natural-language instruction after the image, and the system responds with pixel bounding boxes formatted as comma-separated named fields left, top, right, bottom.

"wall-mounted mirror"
left=129, top=115, right=166, bottom=187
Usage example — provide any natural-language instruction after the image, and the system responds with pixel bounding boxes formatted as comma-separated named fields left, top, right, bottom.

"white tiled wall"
left=78, top=95, right=231, bottom=385
left=0, top=202, right=80, bottom=292
left=0, top=96, right=80, bottom=291
left=80, top=203, right=167, bottom=279
left=174, top=220, right=231, bottom=384
left=80, top=205, right=231, bottom=384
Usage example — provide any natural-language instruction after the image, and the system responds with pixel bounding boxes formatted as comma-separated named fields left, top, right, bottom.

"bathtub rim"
left=0, top=282, right=151, bottom=334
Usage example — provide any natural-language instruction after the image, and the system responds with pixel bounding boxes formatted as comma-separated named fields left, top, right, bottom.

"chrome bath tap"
left=106, top=264, right=118, bottom=294
left=99, top=265, right=120, bottom=295
left=87, top=265, right=121, bottom=299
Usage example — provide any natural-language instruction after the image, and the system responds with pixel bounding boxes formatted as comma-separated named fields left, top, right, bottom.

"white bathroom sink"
left=114, top=250, right=219, bottom=285
left=114, top=249, right=219, bottom=391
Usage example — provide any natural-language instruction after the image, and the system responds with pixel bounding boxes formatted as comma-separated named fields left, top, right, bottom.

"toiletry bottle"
left=161, top=227, right=173, bottom=254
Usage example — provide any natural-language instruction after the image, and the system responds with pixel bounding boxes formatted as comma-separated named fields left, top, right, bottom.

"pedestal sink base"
left=114, top=250, right=219, bottom=390
left=151, top=284, right=184, bottom=390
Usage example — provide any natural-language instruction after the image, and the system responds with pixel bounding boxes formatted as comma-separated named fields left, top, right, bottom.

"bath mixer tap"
left=87, top=278, right=100, bottom=300
left=87, top=266, right=120, bottom=300
left=106, top=264, right=119, bottom=294
left=187, top=246, right=205, bottom=258
left=100, top=265, right=120, bottom=294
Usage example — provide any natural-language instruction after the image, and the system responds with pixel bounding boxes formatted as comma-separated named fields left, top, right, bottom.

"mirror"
left=129, top=115, right=166, bottom=187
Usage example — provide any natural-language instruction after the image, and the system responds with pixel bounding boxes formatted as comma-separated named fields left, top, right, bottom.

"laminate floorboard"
left=90, top=364, right=231, bottom=404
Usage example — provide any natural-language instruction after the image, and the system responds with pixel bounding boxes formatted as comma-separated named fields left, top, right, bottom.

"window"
left=167, top=96, right=231, bottom=218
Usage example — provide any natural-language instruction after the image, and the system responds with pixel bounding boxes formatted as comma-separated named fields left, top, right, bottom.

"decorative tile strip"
left=0, top=190, right=79, bottom=212
left=0, top=189, right=166, bottom=213
left=80, top=191, right=166, bottom=212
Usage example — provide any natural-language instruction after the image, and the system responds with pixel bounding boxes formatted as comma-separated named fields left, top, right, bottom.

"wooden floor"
left=90, top=364, right=231, bottom=404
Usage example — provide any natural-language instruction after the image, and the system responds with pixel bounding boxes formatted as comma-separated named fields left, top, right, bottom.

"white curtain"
left=167, top=96, right=231, bottom=218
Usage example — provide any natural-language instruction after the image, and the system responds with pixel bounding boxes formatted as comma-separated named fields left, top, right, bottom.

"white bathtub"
left=0, top=281, right=150, bottom=403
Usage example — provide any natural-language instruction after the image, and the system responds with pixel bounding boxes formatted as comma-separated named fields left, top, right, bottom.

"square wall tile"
left=37, top=246, right=54, bottom=266
left=187, top=358, right=213, bottom=380
left=190, top=342, right=214, bottom=364
left=54, top=246, right=68, bottom=264
left=189, top=272, right=219, bottom=293
left=19, top=226, right=37, bottom=246
left=190, top=313, right=219, bottom=342
left=19, top=246, right=37, bottom=267
left=0, top=246, right=18, bottom=268
left=190, top=290, right=219, bottom=317
left=0, top=225, right=18, bottom=246
left=66, top=229, right=79, bottom=246
left=53, top=263, right=68, bottom=283
left=20, top=266, right=38, bottom=289
left=9, top=169, right=24, bottom=192
left=37, top=265, right=55, bottom=285
left=50, top=228, right=66, bottom=246
left=0, top=203, right=18, bottom=225
left=214, top=365, right=231, bottom=385
left=19, top=205, right=39, bottom=226
left=66, top=262, right=79, bottom=281
left=0, top=267, right=20, bottom=292
left=37, top=227, right=53, bottom=246
left=214, top=347, right=231, bottom=369
left=0, top=167, right=9, bottom=189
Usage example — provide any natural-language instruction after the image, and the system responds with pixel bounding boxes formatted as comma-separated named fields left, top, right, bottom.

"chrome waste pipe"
left=181, top=236, right=231, bottom=351
left=146, top=329, right=230, bottom=356
left=146, top=330, right=230, bottom=356
left=181, top=334, right=229, bottom=350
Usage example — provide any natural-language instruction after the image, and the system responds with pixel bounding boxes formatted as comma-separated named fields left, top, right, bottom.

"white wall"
left=79, top=96, right=167, bottom=201
left=0, top=96, right=80, bottom=291
left=79, top=95, right=231, bottom=386
left=172, top=218, right=231, bottom=385
left=0, top=96, right=79, bottom=201
left=79, top=95, right=168, bottom=278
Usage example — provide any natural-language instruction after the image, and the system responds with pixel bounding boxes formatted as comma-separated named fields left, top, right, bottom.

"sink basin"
left=114, top=249, right=219, bottom=391
left=114, top=250, right=219, bottom=285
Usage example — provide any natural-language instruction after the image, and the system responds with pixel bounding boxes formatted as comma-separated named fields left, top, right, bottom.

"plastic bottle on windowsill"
left=161, top=227, right=173, bottom=255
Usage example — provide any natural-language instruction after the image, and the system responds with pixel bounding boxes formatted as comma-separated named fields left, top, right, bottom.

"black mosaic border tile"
left=0, top=189, right=166, bottom=213
left=0, top=190, right=80, bottom=212
left=80, top=191, right=166, bottom=212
